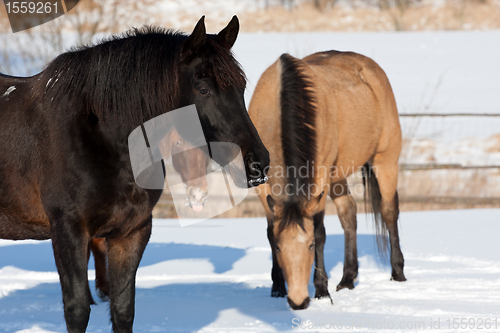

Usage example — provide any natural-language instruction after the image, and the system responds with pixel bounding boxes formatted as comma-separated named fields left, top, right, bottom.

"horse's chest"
left=91, top=186, right=160, bottom=238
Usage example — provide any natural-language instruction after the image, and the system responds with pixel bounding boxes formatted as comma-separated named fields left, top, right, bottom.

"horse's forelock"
left=197, top=37, right=247, bottom=90
left=277, top=200, right=306, bottom=235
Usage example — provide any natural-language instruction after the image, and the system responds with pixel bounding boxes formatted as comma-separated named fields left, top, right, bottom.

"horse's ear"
left=266, top=194, right=275, bottom=213
left=181, top=16, right=207, bottom=61
left=217, top=15, right=239, bottom=49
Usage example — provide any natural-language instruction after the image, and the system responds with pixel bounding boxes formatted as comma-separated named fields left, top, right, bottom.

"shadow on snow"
left=0, top=233, right=389, bottom=332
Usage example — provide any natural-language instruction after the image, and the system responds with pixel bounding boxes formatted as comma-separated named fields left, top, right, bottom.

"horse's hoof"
left=97, top=289, right=110, bottom=302
left=271, top=289, right=287, bottom=298
left=391, top=272, right=407, bottom=282
left=336, top=283, right=354, bottom=291
left=336, top=273, right=358, bottom=291
left=314, top=291, right=333, bottom=304
left=336, top=281, right=355, bottom=291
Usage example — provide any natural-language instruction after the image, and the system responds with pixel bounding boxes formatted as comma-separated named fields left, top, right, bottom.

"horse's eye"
left=309, top=243, right=315, bottom=250
left=176, top=140, right=182, bottom=146
left=199, top=88, right=210, bottom=96
left=275, top=244, right=281, bottom=252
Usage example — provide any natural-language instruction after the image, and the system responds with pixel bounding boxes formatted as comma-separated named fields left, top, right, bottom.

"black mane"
left=279, top=53, right=317, bottom=199
left=37, top=26, right=246, bottom=127
left=277, top=200, right=306, bottom=234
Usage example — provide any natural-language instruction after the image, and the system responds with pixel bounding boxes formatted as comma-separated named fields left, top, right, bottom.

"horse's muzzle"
left=244, top=152, right=269, bottom=188
left=287, top=296, right=310, bottom=310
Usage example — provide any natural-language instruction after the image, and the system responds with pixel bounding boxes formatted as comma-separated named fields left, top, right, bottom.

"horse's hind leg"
left=330, top=179, right=358, bottom=291
left=372, top=156, right=406, bottom=282
left=50, top=215, right=92, bottom=333
left=267, top=219, right=287, bottom=297
left=107, top=218, right=152, bottom=333
left=384, top=192, right=406, bottom=281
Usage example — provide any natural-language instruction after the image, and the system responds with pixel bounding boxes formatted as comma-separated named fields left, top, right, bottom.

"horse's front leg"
left=330, top=180, right=358, bottom=291
left=107, top=218, right=152, bottom=333
left=50, top=214, right=92, bottom=333
left=267, top=220, right=286, bottom=297
left=313, top=210, right=331, bottom=300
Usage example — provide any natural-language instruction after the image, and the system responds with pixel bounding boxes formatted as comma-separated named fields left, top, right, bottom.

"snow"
left=1, top=209, right=499, bottom=332
left=232, top=32, right=500, bottom=117
left=231, top=32, right=500, bottom=144
left=1, top=30, right=499, bottom=332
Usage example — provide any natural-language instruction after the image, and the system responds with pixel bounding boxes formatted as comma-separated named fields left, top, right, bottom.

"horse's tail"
left=362, top=162, right=389, bottom=261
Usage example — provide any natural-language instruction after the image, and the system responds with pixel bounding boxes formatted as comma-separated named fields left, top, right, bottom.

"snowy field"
left=1, top=31, right=499, bottom=332
left=232, top=31, right=500, bottom=143
left=0, top=209, right=499, bottom=332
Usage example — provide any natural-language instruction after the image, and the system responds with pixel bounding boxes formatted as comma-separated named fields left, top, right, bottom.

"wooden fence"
left=153, top=113, right=500, bottom=218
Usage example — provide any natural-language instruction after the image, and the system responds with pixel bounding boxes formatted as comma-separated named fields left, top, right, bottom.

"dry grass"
left=238, top=0, right=500, bottom=32
left=1, top=0, right=500, bottom=33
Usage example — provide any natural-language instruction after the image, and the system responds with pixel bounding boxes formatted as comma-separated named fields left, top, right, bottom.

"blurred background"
left=1, top=0, right=499, bottom=218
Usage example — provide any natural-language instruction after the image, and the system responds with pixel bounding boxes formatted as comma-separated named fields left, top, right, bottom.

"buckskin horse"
left=248, top=51, right=406, bottom=310
left=0, top=16, right=269, bottom=332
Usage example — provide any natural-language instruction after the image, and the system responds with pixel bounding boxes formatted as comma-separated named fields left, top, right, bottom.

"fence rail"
left=153, top=112, right=500, bottom=217
left=400, top=164, right=500, bottom=170
left=400, top=113, right=500, bottom=117
left=400, top=112, right=500, bottom=170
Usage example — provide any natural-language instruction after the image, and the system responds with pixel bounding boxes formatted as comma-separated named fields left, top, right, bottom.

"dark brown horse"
left=249, top=51, right=406, bottom=310
left=89, top=128, right=210, bottom=301
left=0, top=16, right=269, bottom=332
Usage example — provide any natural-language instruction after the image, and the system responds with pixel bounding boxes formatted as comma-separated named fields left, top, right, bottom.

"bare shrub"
left=0, top=0, right=160, bottom=76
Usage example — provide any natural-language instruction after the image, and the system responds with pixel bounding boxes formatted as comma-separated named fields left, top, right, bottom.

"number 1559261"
left=5, top=2, right=58, bottom=14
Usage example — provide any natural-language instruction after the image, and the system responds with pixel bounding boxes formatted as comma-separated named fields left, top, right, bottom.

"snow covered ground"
left=231, top=32, right=500, bottom=165
left=1, top=31, right=499, bottom=332
left=232, top=32, right=500, bottom=116
left=1, top=209, right=499, bottom=333
left=232, top=31, right=500, bottom=144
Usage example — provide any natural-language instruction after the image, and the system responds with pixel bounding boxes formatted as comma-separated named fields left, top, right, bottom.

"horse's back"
left=303, top=50, right=400, bottom=131
left=303, top=50, right=399, bottom=119
left=303, top=51, right=402, bottom=175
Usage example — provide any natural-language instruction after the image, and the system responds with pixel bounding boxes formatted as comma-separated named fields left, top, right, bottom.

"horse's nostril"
left=244, top=152, right=255, bottom=167
left=243, top=151, right=270, bottom=187
left=188, top=187, right=208, bottom=202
